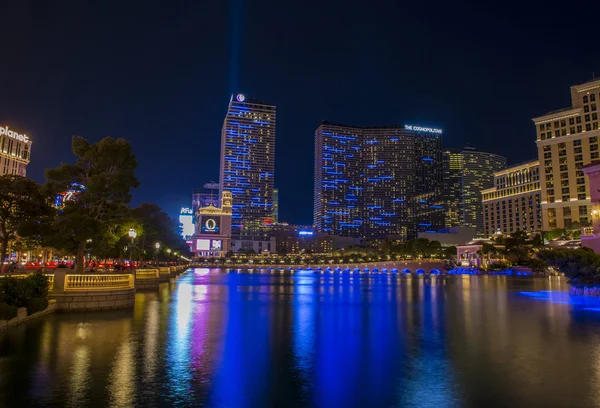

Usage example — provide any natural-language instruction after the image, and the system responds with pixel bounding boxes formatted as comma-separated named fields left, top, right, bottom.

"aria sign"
left=404, top=125, right=442, bottom=134
left=0, top=126, right=30, bottom=143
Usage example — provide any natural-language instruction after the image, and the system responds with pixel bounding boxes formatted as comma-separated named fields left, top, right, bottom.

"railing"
left=64, top=274, right=134, bottom=291
left=135, top=269, right=159, bottom=279
left=45, top=274, right=54, bottom=290
left=582, top=227, right=595, bottom=237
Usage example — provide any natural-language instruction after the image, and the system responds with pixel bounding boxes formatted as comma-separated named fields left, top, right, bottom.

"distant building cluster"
left=182, top=78, right=600, bottom=254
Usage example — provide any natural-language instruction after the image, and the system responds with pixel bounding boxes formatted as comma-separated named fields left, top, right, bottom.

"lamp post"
left=155, top=242, right=160, bottom=265
left=167, top=248, right=172, bottom=264
left=128, top=228, right=137, bottom=269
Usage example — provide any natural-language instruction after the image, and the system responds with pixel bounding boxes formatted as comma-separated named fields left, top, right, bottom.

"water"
left=2, top=269, right=600, bottom=407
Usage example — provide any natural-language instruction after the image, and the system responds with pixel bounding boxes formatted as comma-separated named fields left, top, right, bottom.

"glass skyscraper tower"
left=314, top=121, right=444, bottom=240
left=443, top=147, right=507, bottom=233
left=219, top=93, right=276, bottom=239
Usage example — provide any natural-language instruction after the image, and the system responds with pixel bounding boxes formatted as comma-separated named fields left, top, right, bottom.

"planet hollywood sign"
left=404, top=125, right=442, bottom=134
left=0, top=126, right=30, bottom=143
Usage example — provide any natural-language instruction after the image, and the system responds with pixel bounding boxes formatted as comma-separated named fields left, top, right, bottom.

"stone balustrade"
left=64, top=273, right=134, bottom=290
left=50, top=270, right=135, bottom=311
left=135, top=268, right=160, bottom=290
left=158, top=267, right=171, bottom=282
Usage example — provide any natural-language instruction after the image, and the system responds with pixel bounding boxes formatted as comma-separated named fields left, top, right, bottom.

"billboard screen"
left=196, top=239, right=211, bottom=251
left=211, top=240, right=222, bottom=251
left=200, top=216, right=221, bottom=233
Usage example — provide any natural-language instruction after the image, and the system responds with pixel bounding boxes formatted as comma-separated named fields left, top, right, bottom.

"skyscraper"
left=314, top=121, right=444, bottom=240
left=533, top=78, right=600, bottom=230
left=443, top=147, right=506, bottom=233
left=219, top=93, right=276, bottom=239
left=0, top=125, right=31, bottom=176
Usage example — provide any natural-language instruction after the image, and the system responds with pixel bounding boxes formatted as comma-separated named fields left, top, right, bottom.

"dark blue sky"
left=1, top=0, right=599, bottom=224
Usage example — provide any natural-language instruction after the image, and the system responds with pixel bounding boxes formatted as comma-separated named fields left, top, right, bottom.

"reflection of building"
left=533, top=78, right=600, bottom=230
left=191, top=191, right=232, bottom=257
left=481, top=160, right=542, bottom=236
left=219, top=93, right=276, bottom=240
left=179, top=208, right=194, bottom=238
left=443, top=147, right=507, bottom=232
left=0, top=125, right=32, bottom=176
left=314, top=121, right=444, bottom=240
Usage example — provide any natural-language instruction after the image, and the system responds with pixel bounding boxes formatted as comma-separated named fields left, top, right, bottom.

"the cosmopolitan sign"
left=405, top=125, right=442, bottom=134
left=0, top=126, right=30, bottom=143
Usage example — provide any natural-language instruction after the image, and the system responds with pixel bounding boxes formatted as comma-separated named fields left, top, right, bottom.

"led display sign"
left=298, top=230, right=314, bottom=236
left=0, top=126, right=30, bottom=143
left=200, top=216, right=221, bottom=233
left=404, top=125, right=442, bottom=134
left=236, top=94, right=245, bottom=102
left=211, top=240, right=222, bottom=251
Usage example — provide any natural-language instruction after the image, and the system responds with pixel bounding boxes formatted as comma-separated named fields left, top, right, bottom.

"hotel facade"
left=219, top=93, right=276, bottom=239
left=481, top=160, right=542, bottom=236
left=533, top=78, right=600, bottom=230
left=314, top=121, right=444, bottom=240
left=0, top=125, right=32, bottom=176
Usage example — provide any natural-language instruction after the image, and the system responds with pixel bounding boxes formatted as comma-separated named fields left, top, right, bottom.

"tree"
left=0, top=175, right=55, bottom=263
left=133, top=203, right=189, bottom=260
left=538, top=249, right=600, bottom=279
left=44, top=136, right=139, bottom=272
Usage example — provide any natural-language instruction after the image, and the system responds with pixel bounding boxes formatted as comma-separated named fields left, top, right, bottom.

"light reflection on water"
left=2, top=271, right=600, bottom=407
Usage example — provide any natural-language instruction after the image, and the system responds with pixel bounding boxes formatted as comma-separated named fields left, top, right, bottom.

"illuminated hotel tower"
left=219, top=93, right=276, bottom=239
left=533, top=78, right=600, bottom=230
left=314, top=121, right=444, bottom=239
left=0, top=125, right=32, bottom=176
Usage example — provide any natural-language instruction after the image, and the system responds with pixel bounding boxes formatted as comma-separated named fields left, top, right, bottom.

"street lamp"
left=128, top=228, right=137, bottom=269
left=155, top=242, right=160, bottom=265
left=167, top=248, right=172, bottom=264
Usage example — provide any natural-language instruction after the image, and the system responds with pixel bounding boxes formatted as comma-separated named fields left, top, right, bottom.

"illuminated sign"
left=179, top=212, right=194, bottom=238
left=298, top=231, right=314, bottom=236
left=196, top=239, right=211, bottom=251
left=180, top=207, right=193, bottom=215
left=0, top=126, right=30, bottom=143
left=236, top=94, right=246, bottom=102
left=405, top=125, right=442, bottom=134
left=211, top=240, right=222, bottom=251
left=200, top=216, right=221, bottom=233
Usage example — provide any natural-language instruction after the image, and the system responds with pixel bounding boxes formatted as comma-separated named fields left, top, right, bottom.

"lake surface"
left=2, top=269, right=600, bottom=407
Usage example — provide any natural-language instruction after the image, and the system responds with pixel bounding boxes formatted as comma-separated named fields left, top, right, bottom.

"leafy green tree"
left=538, top=249, right=600, bottom=279
left=406, top=238, right=430, bottom=257
left=0, top=175, right=55, bottom=262
left=427, top=240, right=442, bottom=257
left=133, top=203, right=188, bottom=260
left=443, top=246, right=457, bottom=261
left=44, top=136, right=139, bottom=272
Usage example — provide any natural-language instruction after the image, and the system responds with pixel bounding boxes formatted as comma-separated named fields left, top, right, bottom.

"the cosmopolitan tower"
left=219, top=93, right=276, bottom=239
left=314, top=122, right=444, bottom=240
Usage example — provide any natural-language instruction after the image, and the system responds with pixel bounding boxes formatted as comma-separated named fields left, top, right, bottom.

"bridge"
left=220, top=260, right=446, bottom=274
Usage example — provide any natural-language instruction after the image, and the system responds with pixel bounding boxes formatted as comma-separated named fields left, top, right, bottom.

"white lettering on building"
left=0, top=126, right=30, bottom=143
left=405, top=125, right=442, bottom=134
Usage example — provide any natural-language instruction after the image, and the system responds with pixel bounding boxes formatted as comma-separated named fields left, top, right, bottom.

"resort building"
left=314, top=121, right=444, bottom=240
left=0, top=125, right=32, bottom=176
left=219, top=93, right=276, bottom=240
left=191, top=191, right=233, bottom=257
left=481, top=160, right=542, bottom=236
left=533, top=78, right=600, bottom=230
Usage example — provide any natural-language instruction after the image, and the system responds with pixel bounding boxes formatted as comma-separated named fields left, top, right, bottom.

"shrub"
left=0, top=278, right=29, bottom=307
left=26, top=274, right=49, bottom=298
left=24, top=297, right=48, bottom=315
left=0, top=302, right=17, bottom=320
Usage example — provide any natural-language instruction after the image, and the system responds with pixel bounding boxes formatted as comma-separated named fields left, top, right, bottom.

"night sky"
left=2, top=0, right=599, bottom=225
